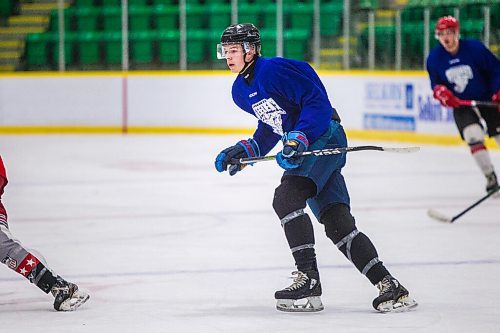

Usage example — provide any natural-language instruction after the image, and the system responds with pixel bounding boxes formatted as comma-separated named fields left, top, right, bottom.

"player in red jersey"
left=0, top=155, right=89, bottom=311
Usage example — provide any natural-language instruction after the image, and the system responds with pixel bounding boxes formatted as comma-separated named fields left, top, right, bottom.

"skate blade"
left=376, top=296, right=418, bottom=313
left=276, top=296, right=324, bottom=312
left=59, top=290, right=90, bottom=311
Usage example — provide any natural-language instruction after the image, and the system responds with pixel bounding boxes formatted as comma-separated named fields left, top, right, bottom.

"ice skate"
left=275, top=270, right=324, bottom=312
left=373, top=275, right=417, bottom=313
left=51, top=276, right=90, bottom=311
left=485, top=171, right=499, bottom=194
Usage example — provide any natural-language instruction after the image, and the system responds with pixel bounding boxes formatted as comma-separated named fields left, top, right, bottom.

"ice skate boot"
left=485, top=171, right=499, bottom=194
left=373, top=275, right=417, bottom=313
left=274, top=270, right=324, bottom=312
left=51, top=276, right=90, bottom=311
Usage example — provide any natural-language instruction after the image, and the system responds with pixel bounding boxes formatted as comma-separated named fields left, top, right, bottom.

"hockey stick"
left=458, top=99, right=499, bottom=110
left=427, top=187, right=500, bottom=223
left=230, top=145, right=420, bottom=165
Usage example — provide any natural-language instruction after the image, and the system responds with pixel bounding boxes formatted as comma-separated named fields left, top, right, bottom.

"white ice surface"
left=0, top=135, right=499, bottom=332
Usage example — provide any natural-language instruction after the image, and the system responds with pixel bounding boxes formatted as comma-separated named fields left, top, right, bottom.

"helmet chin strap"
left=239, top=49, right=256, bottom=75
left=240, top=59, right=255, bottom=75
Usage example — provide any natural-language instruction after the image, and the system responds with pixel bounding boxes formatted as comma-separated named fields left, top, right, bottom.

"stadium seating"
left=8, top=0, right=499, bottom=71
left=158, top=29, right=180, bottom=63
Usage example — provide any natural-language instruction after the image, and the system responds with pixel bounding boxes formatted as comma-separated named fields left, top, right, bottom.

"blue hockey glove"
left=276, top=131, right=309, bottom=170
left=215, top=139, right=260, bottom=176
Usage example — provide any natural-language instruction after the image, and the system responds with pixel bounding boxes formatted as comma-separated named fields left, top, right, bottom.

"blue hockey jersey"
left=426, top=39, right=500, bottom=101
left=231, top=57, right=336, bottom=156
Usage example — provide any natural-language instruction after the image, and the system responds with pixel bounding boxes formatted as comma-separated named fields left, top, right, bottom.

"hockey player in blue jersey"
left=214, top=23, right=417, bottom=313
left=426, top=16, right=500, bottom=193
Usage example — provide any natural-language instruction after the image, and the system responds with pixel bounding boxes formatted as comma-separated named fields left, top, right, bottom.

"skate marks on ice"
left=0, top=136, right=499, bottom=332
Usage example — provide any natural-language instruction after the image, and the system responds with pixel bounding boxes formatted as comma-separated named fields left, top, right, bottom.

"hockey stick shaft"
left=231, top=145, right=420, bottom=165
left=458, top=99, right=499, bottom=109
left=429, top=187, right=499, bottom=223
left=449, top=188, right=499, bottom=223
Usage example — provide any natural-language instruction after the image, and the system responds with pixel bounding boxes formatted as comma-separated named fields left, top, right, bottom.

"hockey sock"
left=14, top=253, right=58, bottom=293
left=273, top=176, right=318, bottom=272
left=281, top=212, right=317, bottom=272
left=469, top=142, right=494, bottom=175
left=321, top=204, right=389, bottom=285
left=336, top=232, right=389, bottom=285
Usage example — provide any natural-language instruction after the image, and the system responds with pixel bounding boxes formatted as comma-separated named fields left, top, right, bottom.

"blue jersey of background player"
left=426, top=16, right=500, bottom=193
left=214, top=23, right=417, bottom=313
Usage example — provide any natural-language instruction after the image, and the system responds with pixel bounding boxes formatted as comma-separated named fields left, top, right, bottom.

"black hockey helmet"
left=217, top=23, right=261, bottom=59
left=220, top=23, right=261, bottom=46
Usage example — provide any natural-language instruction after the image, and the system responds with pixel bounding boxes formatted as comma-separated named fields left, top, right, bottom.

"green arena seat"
left=289, top=3, right=313, bottom=30
left=186, top=4, right=206, bottom=29
left=158, top=30, right=180, bottom=63
left=129, top=0, right=149, bottom=5
left=151, top=0, right=176, bottom=4
left=284, top=29, right=310, bottom=60
left=103, top=31, right=122, bottom=65
left=75, top=6, right=100, bottom=31
left=102, top=6, right=122, bottom=32
left=101, top=0, right=121, bottom=6
left=130, top=30, right=156, bottom=64
left=187, top=29, right=207, bottom=63
left=461, top=19, right=484, bottom=39
left=260, top=29, right=277, bottom=57
left=129, top=5, right=154, bottom=31
left=237, top=4, right=261, bottom=28
left=321, top=2, right=343, bottom=36
left=153, top=4, right=178, bottom=30
left=25, top=33, right=52, bottom=67
left=208, top=4, right=231, bottom=32
left=73, top=0, right=95, bottom=7
left=78, top=31, right=102, bottom=66
left=262, top=4, right=277, bottom=29
left=253, top=0, right=275, bottom=5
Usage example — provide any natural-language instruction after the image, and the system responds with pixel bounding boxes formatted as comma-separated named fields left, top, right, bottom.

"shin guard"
left=281, top=211, right=317, bottom=272
left=321, top=204, right=389, bottom=284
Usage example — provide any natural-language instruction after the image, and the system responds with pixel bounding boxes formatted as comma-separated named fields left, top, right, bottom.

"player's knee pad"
left=463, top=124, right=484, bottom=145
left=319, top=203, right=356, bottom=244
left=272, top=176, right=315, bottom=219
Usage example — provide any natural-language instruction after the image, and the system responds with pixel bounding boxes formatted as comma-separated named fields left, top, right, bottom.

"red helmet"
left=435, top=16, right=459, bottom=32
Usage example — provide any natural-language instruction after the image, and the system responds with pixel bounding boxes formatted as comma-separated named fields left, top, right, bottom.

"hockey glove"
left=276, top=131, right=309, bottom=170
left=492, top=90, right=500, bottom=102
left=433, top=85, right=460, bottom=108
left=215, top=139, right=260, bottom=176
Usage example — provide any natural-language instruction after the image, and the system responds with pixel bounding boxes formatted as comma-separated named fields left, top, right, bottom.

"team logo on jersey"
left=445, top=65, right=473, bottom=94
left=1, top=256, right=17, bottom=269
left=252, top=97, right=286, bottom=136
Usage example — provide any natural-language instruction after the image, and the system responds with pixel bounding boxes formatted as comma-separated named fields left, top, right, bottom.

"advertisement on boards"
left=362, top=77, right=456, bottom=135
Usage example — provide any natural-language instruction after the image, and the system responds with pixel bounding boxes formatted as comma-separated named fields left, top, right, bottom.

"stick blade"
left=382, top=147, right=421, bottom=153
left=427, top=209, right=453, bottom=223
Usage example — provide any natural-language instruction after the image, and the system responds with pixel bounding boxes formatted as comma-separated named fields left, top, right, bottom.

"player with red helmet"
left=426, top=16, right=500, bottom=193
